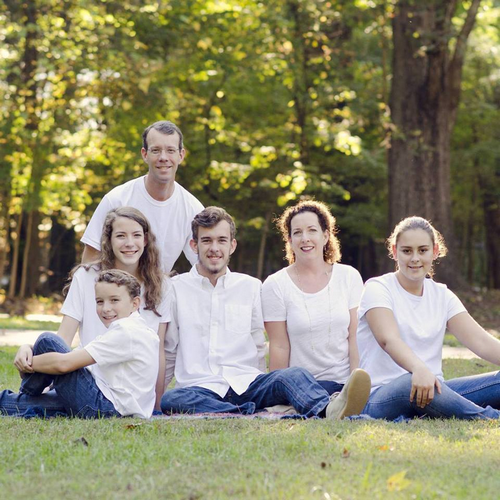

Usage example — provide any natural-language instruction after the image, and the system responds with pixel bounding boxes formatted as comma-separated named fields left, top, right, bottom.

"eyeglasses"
left=148, top=147, right=180, bottom=156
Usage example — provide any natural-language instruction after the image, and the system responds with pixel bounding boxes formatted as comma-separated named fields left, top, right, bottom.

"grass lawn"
left=1, top=346, right=500, bottom=499
left=0, top=316, right=61, bottom=332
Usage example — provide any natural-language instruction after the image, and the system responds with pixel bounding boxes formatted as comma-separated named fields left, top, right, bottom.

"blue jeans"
left=161, top=367, right=331, bottom=417
left=317, top=380, right=344, bottom=396
left=363, top=372, right=500, bottom=420
left=0, top=332, right=119, bottom=419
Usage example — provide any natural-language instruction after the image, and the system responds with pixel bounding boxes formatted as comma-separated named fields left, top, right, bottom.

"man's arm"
left=31, top=349, right=96, bottom=375
left=81, top=244, right=101, bottom=264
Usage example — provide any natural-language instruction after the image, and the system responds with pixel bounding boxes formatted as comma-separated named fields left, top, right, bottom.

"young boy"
left=0, top=270, right=159, bottom=419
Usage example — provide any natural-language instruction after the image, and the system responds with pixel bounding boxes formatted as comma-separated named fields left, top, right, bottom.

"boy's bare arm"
left=31, top=349, right=96, bottom=375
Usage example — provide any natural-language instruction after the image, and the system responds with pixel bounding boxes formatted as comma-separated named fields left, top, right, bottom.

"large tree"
left=388, top=0, right=482, bottom=286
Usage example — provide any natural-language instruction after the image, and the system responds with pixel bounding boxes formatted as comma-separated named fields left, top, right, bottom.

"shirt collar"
left=189, top=264, right=232, bottom=289
left=107, top=310, right=141, bottom=329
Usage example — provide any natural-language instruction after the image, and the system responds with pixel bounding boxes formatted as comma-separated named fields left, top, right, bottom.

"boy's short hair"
left=191, top=206, right=236, bottom=241
left=96, top=270, right=141, bottom=299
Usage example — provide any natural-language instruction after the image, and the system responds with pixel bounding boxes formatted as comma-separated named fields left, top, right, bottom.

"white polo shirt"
left=165, top=266, right=267, bottom=397
left=85, top=312, right=159, bottom=418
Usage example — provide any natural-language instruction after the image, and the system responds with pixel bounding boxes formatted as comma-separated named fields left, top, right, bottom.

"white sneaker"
left=325, top=369, right=371, bottom=420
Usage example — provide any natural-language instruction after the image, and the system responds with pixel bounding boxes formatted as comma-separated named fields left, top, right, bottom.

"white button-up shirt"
left=165, top=265, right=267, bottom=397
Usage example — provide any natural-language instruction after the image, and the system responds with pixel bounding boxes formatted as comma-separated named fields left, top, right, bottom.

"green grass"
left=1, top=348, right=500, bottom=499
left=0, top=317, right=60, bottom=332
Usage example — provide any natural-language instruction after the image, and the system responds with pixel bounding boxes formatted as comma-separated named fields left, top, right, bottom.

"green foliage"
left=452, top=1, right=500, bottom=286
left=0, top=0, right=498, bottom=292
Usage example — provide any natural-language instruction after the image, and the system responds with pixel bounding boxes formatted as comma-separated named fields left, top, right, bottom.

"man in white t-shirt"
left=160, top=207, right=368, bottom=419
left=81, top=121, right=204, bottom=271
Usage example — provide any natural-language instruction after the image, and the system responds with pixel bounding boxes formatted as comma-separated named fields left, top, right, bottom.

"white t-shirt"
left=165, top=266, right=266, bottom=397
left=357, top=273, right=466, bottom=391
left=262, top=264, right=363, bottom=383
left=60, top=266, right=171, bottom=347
left=85, top=312, right=159, bottom=418
left=81, top=176, right=204, bottom=272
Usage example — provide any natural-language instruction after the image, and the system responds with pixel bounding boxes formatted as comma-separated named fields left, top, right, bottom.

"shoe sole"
left=338, top=369, right=371, bottom=419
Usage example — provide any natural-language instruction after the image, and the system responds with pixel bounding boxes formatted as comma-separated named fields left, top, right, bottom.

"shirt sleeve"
left=446, top=288, right=467, bottom=321
left=80, top=195, right=114, bottom=251
left=60, top=268, right=86, bottom=322
left=347, top=267, right=364, bottom=310
left=261, top=274, right=287, bottom=322
left=358, top=279, right=394, bottom=319
left=85, top=326, right=132, bottom=366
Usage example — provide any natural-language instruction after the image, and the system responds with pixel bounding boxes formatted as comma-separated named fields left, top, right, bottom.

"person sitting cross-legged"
left=0, top=270, right=159, bottom=419
left=160, top=206, right=370, bottom=419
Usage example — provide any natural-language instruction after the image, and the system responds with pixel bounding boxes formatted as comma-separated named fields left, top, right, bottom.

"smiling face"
left=141, top=129, right=185, bottom=187
left=110, top=216, right=146, bottom=274
left=190, top=220, right=237, bottom=284
left=289, top=211, right=328, bottom=264
left=95, top=282, right=140, bottom=328
left=393, top=228, right=439, bottom=290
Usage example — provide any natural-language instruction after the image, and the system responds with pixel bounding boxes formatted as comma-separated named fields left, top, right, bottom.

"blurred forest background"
left=1, top=0, right=499, bottom=308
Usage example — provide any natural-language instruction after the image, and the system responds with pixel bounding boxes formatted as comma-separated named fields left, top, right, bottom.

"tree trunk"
left=388, top=0, right=481, bottom=288
left=0, top=191, right=11, bottom=291
left=19, top=210, right=41, bottom=298
left=8, top=211, right=23, bottom=298
left=256, top=210, right=272, bottom=281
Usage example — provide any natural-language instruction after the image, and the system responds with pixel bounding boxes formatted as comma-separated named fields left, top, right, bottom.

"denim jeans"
left=317, top=380, right=344, bottom=396
left=0, top=332, right=119, bottom=419
left=161, top=367, right=331, bottom=417
left=363, top=372, right=500, bottom=420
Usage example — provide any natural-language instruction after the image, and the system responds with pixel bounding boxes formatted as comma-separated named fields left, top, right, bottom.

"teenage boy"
left=0, top=270, right=159, bottom=419
left=160, top=207, right=370, bottom=418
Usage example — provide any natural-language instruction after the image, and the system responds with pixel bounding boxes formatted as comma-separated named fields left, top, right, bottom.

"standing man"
left=81, top=121, right=204, bottom=271
left=161, top=206, right=371, bottom=418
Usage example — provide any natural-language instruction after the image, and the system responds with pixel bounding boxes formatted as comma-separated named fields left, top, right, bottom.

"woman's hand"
left=410, top=366, right=442, bottom=408
left=13, top=344, right=34, bottom=373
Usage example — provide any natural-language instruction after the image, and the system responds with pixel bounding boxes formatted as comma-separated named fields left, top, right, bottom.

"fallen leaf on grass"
left=341, top=448, right=350, bottom=458
left=377, top=444, right=394, bottom=452
left=387, top=470, right=411, bottom=492
left=73, top=437, right=88, bottom=447
left=125, top=423, right=143, bottom=430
